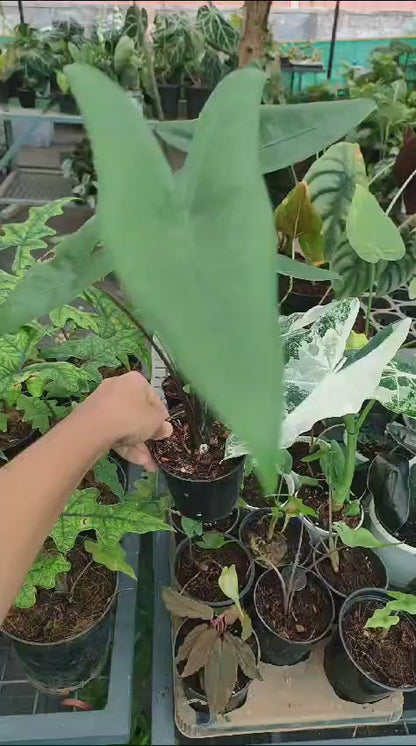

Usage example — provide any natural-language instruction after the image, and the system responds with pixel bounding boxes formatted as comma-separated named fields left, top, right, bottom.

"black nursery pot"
left=185, top=85, right=212, bottom=119
left=158, top=84, right=180, bottom=120
left=3, top=428, right=39, bottom=461
left=17, top=87, right=36, bottom=108
left=58, top=92, right=79, bottom=115
left=174, top=537, right=255, bottom=609
left=161, top=375, right=182, bottom=411
left=0, top=81, right=9, bottom=104
left=254, top=569, right=334, bottom=666
left=175, top=618, right=260, bottom=715
left=239, top=509, right=312, bottom=571
left=314, top=546, right=388, bottom=609
left=159, top=456, right=245, bottom=522
left=3, top=592, right=116, bottom=693
left=171, top=507, right=240, bottom=545
left=279, top=276, right=330, bottom=315
left=324, top=588, right=416, bottom=704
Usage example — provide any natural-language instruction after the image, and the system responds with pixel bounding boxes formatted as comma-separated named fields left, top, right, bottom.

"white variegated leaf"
left=376, top=351, right=416, bottom=418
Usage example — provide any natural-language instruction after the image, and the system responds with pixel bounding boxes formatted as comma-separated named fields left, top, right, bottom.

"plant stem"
left=279, top=238, right=294, bottom=307
left=69, top=559, right=94, bottom=603
left=356, top=398, right=376, bottom=432
left=286, top=521, right=304, bottom=615
left=365, top=263, right=376, bottom=338
left=386, top=163, right=416, bottom=216
left=134, top=2, right=164, bottom=121
left=332, top=413, right=358, bottom=511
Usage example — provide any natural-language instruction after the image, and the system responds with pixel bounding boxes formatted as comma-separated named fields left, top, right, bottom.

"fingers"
left=152, top=420, right=173, bottom=440
left=115, top=443, right=159, bottom=472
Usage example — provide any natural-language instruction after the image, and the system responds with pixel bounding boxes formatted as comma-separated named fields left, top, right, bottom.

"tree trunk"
left=238, top=1, right=273, bottom=68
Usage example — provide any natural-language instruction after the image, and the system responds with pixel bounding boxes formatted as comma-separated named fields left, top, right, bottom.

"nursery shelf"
left=0, top=168, right=73, bottom=206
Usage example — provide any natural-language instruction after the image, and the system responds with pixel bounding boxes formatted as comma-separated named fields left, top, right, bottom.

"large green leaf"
left=153, top=98, right=376, bottom=174
left=66, top=64, right=281, bottom=490
left=0, top=199, right=73, bottom=275
left=330, top=233, right=375, bottom=297
left=16, top=394, right=55, bottom=434
left=304, top=142, right=368, bottom=260
left=0, top=217, right=111, bottom=336
left=276, top=255, right=339, bottom=282
left=93, top=455, right=125, bottom=500
left=50, top=488, right=171, bottom=552
left=15, top=551, right=71, bottom=609
left=84, top=538, right=136, bottom=580
left=346, top=184, right=405, bottom=263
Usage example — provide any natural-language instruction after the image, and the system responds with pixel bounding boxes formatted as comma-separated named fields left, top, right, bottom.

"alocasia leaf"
left=181, top=626, right=219, bottom=678
left=162, top=587, right=213, bottom=620
left=346, top=183, right=405, bottom=263
left=66, top=63, right=282, bottom=492
left=14, top=552, right=71, bottom=609
left=275, top=182, right=324, bottom=265
left=204, top=635, right=238, bottom=717
left=50, top=488, right=171, bottom=553
left=334, top=523, right=382, bottom=549
left=0, top=198, right=73, bottom=275
left=218, top=564, right=242, bottom=618
left=84, top=537, right=136, bottom=579
left=93, top=455, right=125, bottom=500
left=375, top=351, right=416, bottom=418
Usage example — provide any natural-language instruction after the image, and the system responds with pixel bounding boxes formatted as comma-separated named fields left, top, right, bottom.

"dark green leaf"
left=334, top=523, right=383, bottom=549
left=84, top=538, right=136, bottom=579
left=181, top=516, right=203, bottom=539
left=368, top=453, right=410, bottom=534
left=93, top=455, right=125, bottom=500
left=66, top=64, right=281, bottom=490
left=162, top=587, right=213, bottom=620
left=181, top=626, right=218, bottom=678
left=275, top=182, right=324, bottom=264
left=15, top=551, right=71, bottom=609
left=346, top=184, right=405, bottom=263
left=276, top=254, right=338, bottom=281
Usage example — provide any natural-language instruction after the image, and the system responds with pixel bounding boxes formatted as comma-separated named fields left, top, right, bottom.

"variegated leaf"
left=376, top=351, right=416, bottom=418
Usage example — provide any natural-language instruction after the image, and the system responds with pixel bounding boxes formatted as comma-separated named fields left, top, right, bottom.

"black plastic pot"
left=174, top=537, right=255, bottom=609
left=175, top=617, right=260, bottom=714
left=57, top=93, right=79, bottom=115
left=185, top=85, right=212, bottom=119
left=239, top=509, right=312, bottom=571
left=324, top=587, right=416, bottom=704
left=279, top=276, right=330, bottom=315
left=158, top=84, right=180, bottom=120
left=0, top=81, right=9, bottom=104
left=17, top=87, right=36, bottom=109
left=158, top=455, right=245, bottom=521
left=254, top=568, right=334, bottom=666
left=171, top=507, right=240, bottom=544
left=161, top=375, right=182, bottom=411
left=3, top=590, right=117, bottom=693
left=314, top=545, right=388, bottom=606
left=2, top=427, right=39, bottom=461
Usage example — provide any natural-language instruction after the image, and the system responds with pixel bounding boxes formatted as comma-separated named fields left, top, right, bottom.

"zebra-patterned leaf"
left=196, top=4, right=239, bottom=55
left=330, top=233, right=374, bottom=297
left=375, top=241, right=416, bottom=296
left=304, top=142, right=367, bottom=260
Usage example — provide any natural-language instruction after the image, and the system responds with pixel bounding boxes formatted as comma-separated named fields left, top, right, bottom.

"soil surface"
left=316, top=546, right=386, bottom=597
left=171, top=509, right=238, bottom=535
left=241, top=512, right=310, bottom=568
left=396, top=519, right=416, bottom=548
left=344, top=601, right=416, bottom=689
left=0, top=409, right=34, bottom=450
left=285, top=277, right=331, bottom=299
left=176, top=541, right=251, bottom=603
left=299, top=484, right=361, bottom=530
left=241, top=473, right=290, bottom=509
left=3, top=544, right=115, bottom=643
left=256, top=570, right=332, bottom=642
left=289, top=440, right=323, bottom=480
left=153, top=420, right=236, bottom=480
left=162, top=376, right=182, bottom=407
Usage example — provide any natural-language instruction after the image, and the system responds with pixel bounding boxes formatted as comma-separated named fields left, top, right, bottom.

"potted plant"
left=170, top=508, right=240, bottom=543
left=174, top=530, right=254, bottom=607
left=324, top=589, right=416, bottom=704
left=55, top=70, right=79, bottom=114
left=162, top=565, right=261, bottom=718
left=2, top=477, right=170, bottom=692
left=0, top=47, right=18, bottom=103
left=183, top=48, right=223, bottom=119
left=152, top=13, right=195, bottom=119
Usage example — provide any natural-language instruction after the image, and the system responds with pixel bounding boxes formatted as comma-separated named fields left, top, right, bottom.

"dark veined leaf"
left=346, top=184, right=405, bottom=263
left=176, top=623, right=209, bottom=664
left=304, top=142, right=367, bottom=260
left=204, top=635, right=239, bottom=718
left=330, top=233, right=375, bottom=297
left=275, top=182, right=324, bottom=265
left=153, top=98, right=376, bottom=174
left=66, top=63, right=281, bottom=490
left=0, top=198, right=73, bottom=275
left=162, top=587, right=213, bottom=620
left=368, top=453, right=410, bottom=534
left=84, top=538, right=136, bottom=579
left=386, top=421, right=416, bottom=455
left=0, top=325, right=44, bottom=401
left=334, top=523, right=382, bottom=549
left=181, top=626, right=218, bottom=678
left=14, top=551, right=71, bottom=609
left=375, top=241, right=416, bottom=296
left=0, top=217, right=112, bottom=336
left=225, top=632, right=261, bottom=680
left=276, top=254, right=339, bottom=282
left=196, top=4, right=239, bottom=55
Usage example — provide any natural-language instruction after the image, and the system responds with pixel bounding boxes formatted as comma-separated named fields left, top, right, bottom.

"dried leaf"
left=181, top=626, right=218, bottom=678
left=204, top=636, right=239, bottom=718
left=162, top=587, right=213, bottom=620
left=225, top=632, right=262, bottom=680
left=176, top=623, right=209, bottom=664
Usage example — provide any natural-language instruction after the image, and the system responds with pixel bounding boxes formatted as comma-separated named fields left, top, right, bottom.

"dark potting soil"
left=317, top=547, right=386, bottom=597
left=343, top=601, right=416, bottom=689
left=176, top=542, right=250, bottom=603
left=0, top=409, right=34, bottom=450
left=3, top=544, right=115, bottom=644
left=397, top=519, right=416, bottom=549
left=153, top=420, right=235, bottom=480
left=288, top=278, right=331, bottom=298
left=299, top=484, right=361, bottom=530
left=289, top=440, right=323, bottom=480
left=242, top=473, right=286, bottom=509
left=256, top=570, right=332, bottom=642
left=162, top=376, right=181, bottom=400
left=81, top=469, right=119, bottom=505
left=242, top=513, right=310, bottom=568
left=171, top=509, right=238, bottom=535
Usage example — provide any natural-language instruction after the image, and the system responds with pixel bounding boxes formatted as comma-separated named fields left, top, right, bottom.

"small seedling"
left=162, top=566, right=261, bottom=719
left=365, top=591, right=416, bottom=637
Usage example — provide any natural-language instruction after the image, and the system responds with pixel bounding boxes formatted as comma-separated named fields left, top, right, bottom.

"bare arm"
left=0, top=372, right=171, bottom=624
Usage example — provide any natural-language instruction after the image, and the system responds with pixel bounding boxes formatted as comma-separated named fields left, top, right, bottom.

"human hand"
left=88, top=371, right=172, bottom=471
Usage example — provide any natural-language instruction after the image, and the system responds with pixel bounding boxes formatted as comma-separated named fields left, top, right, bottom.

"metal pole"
left=17, top=0, right=24, bottom=24
left=327, top=0, right=340, bottom=80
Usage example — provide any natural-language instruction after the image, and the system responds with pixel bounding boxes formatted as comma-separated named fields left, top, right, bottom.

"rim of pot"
left=338, top=587, right=416, bottom=693
left=3, top=427, right=38, bottom=456
left=2, top=578, right=118, bottom=648
left=174, top=536, right=255, bottom=608
left=242, top=473, right=296, bottom=512
left=312, top=544, right=389, bottom=600
left=171, top=507, right=240, bottom=537
left=154, top=452, right=245, bottom=485
left=174, top=618, right=261, bottom=700
left=239, top=508, right=312, bottom=570
left=369, top=497, right=416, bottom=556
left=254, top=567, right=335, bottom=646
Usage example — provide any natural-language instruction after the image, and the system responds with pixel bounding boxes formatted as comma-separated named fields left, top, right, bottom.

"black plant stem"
left=97, top=286, right=202, bottom=448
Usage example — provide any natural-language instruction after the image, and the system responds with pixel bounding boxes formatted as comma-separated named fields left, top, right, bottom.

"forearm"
left=0, top=394, right=113, bottom=623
